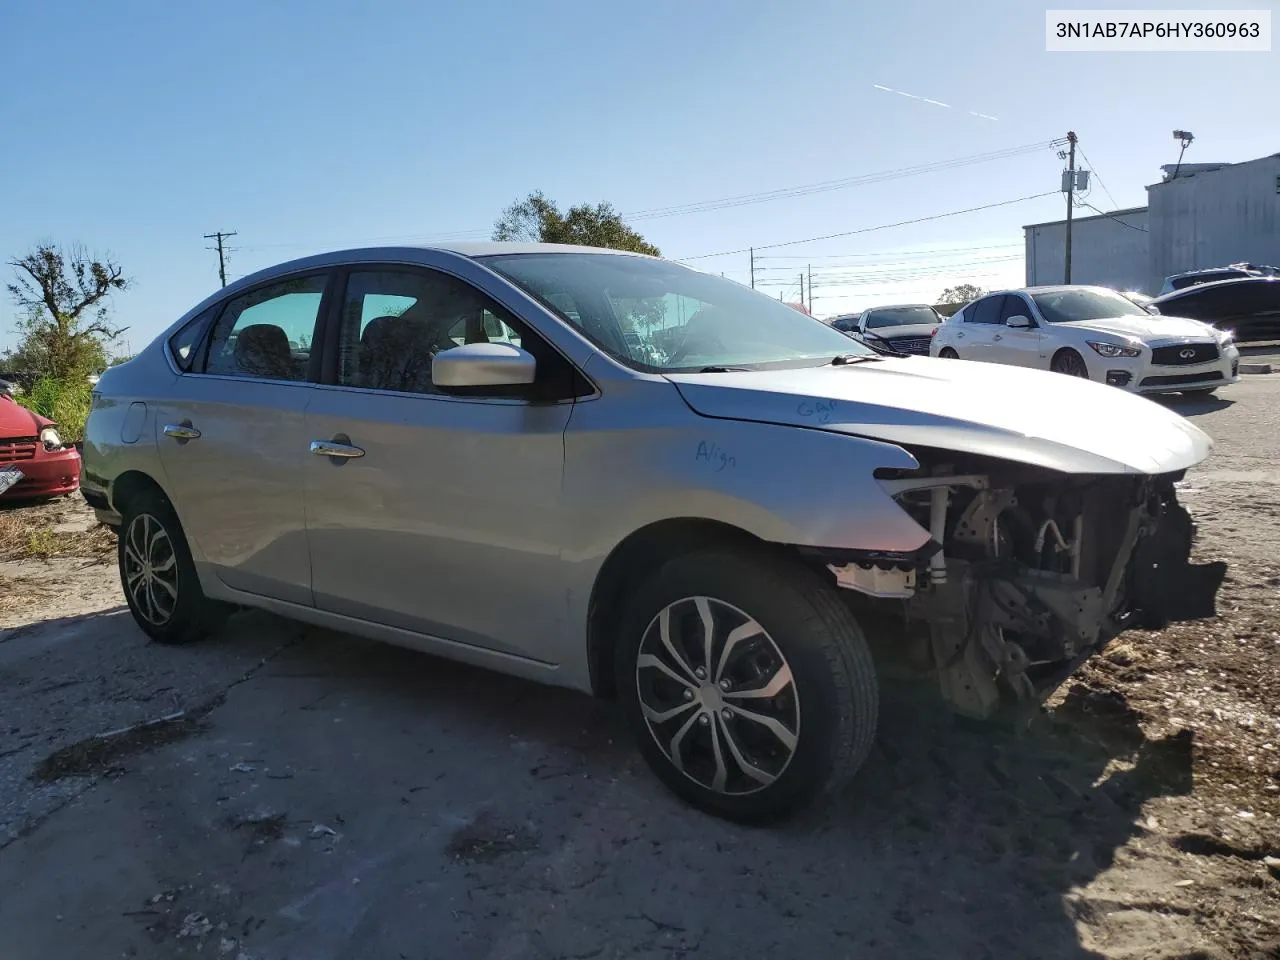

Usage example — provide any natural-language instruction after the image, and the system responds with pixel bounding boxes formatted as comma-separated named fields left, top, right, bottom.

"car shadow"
left=106, top=610, right=1190, bottom=960
left=1154, top=392, right=1234, bottom=416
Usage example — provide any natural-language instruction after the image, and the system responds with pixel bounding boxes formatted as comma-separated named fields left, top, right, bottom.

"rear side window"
left=168, top=305, right=219, bottom=372
left=203, top=274, right=328, bottom=382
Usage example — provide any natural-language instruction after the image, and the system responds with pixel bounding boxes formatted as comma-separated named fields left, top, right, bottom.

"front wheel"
left=1050, top=349, right=1090, bottom=378
left=616, top=548, right=879, bottom=823
left=118, top=489, right=229, bottom=645
left=938, top=347, right=960, bottom=359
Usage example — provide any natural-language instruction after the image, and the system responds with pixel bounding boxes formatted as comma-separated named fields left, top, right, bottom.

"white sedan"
left=929, top=285, right=1240, bottom=396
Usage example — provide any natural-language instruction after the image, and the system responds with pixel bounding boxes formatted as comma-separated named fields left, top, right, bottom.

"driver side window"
left=1000, top=296, right=1032, bottom=324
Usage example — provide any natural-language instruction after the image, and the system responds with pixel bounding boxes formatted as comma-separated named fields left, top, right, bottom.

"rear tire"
left=938, top=348, right=960, bottom=359
left=118, top=489, right=229, bottom=645
left=1050, top=349, right=1090, bottom=378
left=615, top=547, right=878, bottom=823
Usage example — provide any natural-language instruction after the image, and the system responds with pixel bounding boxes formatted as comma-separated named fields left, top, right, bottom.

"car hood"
left=1055, top=314, right=1216, bottom=341
left=865, top=323, right=939, bottom=339
left=666, top=356, right=1212, bottom=475
left=0, top=395, right=49, bottom=437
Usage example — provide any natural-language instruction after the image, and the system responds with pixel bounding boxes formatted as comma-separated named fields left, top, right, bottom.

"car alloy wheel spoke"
left=716, top=713, right=776, bottom=787
left=636, top=595, right=800, bottom=796
left=723, top=662, right=794, bottom=701
left=726, top=702, right=798, bottom=753
left=125, top=513, right=178, bottom=627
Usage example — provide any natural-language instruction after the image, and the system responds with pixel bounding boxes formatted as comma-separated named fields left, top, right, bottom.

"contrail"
left=874, top=84, right=998, bottom=121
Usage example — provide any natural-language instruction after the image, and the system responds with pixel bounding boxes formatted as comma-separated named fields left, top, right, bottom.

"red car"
left=0, top=380, right=81, bottom=500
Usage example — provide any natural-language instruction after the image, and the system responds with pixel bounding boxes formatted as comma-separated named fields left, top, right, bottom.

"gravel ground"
left=1, top=374, right=1278, bottom=960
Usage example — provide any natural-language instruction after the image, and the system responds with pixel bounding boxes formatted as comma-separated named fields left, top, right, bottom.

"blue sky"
left=1, top=0, right=1275, bottom=351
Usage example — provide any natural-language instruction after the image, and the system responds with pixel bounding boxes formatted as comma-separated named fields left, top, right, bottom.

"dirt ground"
left=2, top=374, right=1279, bottom=960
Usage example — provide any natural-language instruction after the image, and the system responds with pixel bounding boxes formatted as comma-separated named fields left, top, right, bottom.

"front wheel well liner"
left=111, top=470, right=169, bottom=516
left=586, top=518, right=793, bottom=699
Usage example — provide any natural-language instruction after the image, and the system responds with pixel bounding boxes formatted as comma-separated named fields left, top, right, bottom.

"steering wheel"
left=666, top=308, right=731, bottom=365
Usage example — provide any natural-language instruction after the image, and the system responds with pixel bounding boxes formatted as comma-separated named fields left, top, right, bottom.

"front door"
left=955, top=295, right=1005, bottom=360
left=987, top=294, right=1045, bottom=368
left=302, top=265, right=579, bottom=662
left=155, top=271, right=332, bottom=605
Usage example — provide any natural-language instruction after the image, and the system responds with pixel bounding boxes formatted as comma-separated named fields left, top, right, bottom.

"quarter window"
left=168, top=305, right=219, bottom=372
left=203, top=275, right=327, bottom=381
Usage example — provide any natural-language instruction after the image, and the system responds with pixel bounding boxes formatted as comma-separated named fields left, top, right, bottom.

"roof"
left=1152, top=275, right=1280, bottom=303
left=1022, top=206, right=1147, bottom=230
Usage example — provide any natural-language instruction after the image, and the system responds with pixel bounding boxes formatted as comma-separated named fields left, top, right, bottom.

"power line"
left=1077, top=202, right=1149, bottom=233
left=1074, top=146, right=1121, bottom=211
left=678, top=192, right=1059, bottom=261
left=756, top=241, right=1021, bottom=261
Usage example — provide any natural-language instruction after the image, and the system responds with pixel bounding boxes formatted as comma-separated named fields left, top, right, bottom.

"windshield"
left=864, top=306, right=940, bottom=329
left=1030, top=289, right=1152, bottom=323
left=483, top=253, right=876, bottom=371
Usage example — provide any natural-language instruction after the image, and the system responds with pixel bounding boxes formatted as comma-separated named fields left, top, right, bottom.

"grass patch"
left=0, top=507, right=115, bottom=563
left=17, top=377, right=92, bottom=443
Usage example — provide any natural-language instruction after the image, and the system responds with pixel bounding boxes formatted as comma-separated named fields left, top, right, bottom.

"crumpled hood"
left=666, top=356, right=1212, bottom=475
left=0, top=395, right=49, bottom=437
left=1057, top=313, right=1217, bottom=341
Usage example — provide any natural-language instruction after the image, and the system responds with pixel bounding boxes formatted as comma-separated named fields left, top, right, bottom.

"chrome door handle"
left=992, top=334, right=1003, bottom=341
left=956, top=332, right=965, bottom=339
left=163, top=423, right=201, bottom=440
left=310, top=440, right=365, bottom=459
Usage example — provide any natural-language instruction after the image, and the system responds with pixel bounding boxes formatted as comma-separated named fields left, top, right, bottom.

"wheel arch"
left=110, top=469, right=171, bottom=516
left=586, top=517, right=794, bottom=699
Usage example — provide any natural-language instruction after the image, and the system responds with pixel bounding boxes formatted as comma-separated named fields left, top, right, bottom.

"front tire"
left=615, top=548, right=878, bottom=823
left=1050, top=349, right=1090, bottom=378
left=938, top=348, right=960, bottom=359
left=118, top=490, right=228, bottom=645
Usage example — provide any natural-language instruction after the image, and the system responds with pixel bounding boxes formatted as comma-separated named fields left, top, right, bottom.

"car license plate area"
left=0, top=465, right=25, bottom=495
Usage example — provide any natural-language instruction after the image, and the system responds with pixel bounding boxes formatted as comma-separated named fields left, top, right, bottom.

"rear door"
left=155, top=271, right=333, bottom=605
left=301, top=263, right=585, bottom=661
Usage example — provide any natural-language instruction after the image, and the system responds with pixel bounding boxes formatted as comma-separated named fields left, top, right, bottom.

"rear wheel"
left=938, top=348, right=960, bottom=359
left=1050, top=349, right=1090, bottom=378
left=118, top=489, right=229, bottom=645
left=616, top=548, right=878, bottom=823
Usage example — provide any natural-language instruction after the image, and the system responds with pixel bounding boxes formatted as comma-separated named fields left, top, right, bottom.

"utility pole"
left=807, top=263, right=812, bottom=312
left=1063, top=132, right=1077, bottom=284
left=749, top=247, right=755, bottom=289
left=204, top=231, right=238, bottom=287
left=798, top=273, right=804, bottom=307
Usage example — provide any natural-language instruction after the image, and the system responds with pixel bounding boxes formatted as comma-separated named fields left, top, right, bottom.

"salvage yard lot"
left=2, top=375, right=1279, bottom=960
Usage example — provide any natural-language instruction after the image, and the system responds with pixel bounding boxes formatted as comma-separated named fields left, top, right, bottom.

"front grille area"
left=1140, top=371, right=1225, bottom=388
left=0, top=438, right=37, bottom=462
left=886, top=335, right=933, bottom=355
left=1151, top=342, right=1219, bottom=366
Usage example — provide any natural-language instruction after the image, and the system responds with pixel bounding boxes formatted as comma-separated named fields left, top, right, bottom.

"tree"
left=6, top=243, right=130, bottom=380
left=936, top=283, right=987, bottom=306
left=492, top=191, right=660, bottom=256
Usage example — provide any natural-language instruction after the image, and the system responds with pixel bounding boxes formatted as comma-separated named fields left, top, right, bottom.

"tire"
left=938, top=348, right=960, bottom=359
left=615, top=547, right=878, bottom=823
left=118, top=489, right=229, bottom=645
left=1050, top=349, right=1090, bottom=378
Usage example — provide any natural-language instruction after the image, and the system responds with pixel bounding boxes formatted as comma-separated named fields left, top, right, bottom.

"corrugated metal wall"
left=1147, top=154, right=1280, bottom=293
left=1024, top=209, right=1149, bottom=291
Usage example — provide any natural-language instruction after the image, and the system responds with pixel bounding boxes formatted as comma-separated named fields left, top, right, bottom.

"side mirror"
left=432, top=342, right=536, bottom=388
left=1005, top=315, right=1033, bottom=329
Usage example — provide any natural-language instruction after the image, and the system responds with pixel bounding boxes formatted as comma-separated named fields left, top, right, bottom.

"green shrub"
left=19, top=377, right=93, bottom=443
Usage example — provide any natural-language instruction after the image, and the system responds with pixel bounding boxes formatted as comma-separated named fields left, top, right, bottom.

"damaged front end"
left=822, top=455, right=1227, bottom=719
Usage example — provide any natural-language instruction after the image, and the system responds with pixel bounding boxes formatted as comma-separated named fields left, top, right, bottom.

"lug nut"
left=695, top=667, right=707, bottom=680
left=682, top=689, right=694, bottom=701
left=718, top=679, right=731, bottom=691
left=697, top=714, right=710, bottom=726
left=721, top=708, right=732, bottom=721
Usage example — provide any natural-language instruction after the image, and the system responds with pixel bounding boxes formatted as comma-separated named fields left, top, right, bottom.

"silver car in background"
left=83, top=243, right=1225, bottom=822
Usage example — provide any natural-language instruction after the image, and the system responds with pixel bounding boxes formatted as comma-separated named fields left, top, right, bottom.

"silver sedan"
left=83, top=243, right=1224, bottom=822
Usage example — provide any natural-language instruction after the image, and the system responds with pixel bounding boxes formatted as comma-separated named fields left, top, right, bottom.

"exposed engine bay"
left=820, top=452, right=1228, bottom=719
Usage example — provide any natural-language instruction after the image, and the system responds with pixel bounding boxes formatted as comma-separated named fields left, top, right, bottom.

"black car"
left=1150, top=277, right=1280, bottom=343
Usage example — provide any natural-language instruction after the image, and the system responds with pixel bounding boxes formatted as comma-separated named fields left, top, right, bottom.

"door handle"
left=956, top=332, right=965, bottom=339
left=163, top=423, right=201, bottom=440
left=992, top=333, right=1003, bottom=341
left=310, top=440, right=365, bottom=459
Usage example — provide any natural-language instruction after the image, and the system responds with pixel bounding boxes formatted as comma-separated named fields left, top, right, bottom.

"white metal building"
left=1024, top=152, right=1280, bottom=294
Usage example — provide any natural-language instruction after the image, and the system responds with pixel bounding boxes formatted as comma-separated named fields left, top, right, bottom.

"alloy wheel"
left=122, top=513, right=179, bottom=626
left=1054, top=351, right=1089, bottom=377
left=635, top=596, right=800, bottom=796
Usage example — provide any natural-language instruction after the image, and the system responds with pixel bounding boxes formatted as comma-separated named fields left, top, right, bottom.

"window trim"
left=318, top=263, right=597, bottom=405
left=189, top=268, right=336, bottom=386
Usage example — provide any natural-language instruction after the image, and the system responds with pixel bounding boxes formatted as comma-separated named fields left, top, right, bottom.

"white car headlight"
left=39, top=426, right=62, bottom=450
left=1218, top=329, right=1235, bottom=345
left=1087, top=340, right=1142, bottom=359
